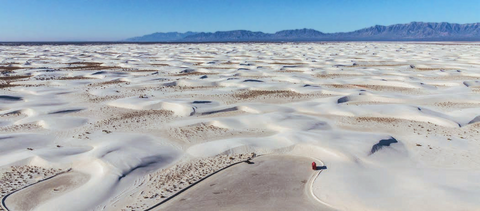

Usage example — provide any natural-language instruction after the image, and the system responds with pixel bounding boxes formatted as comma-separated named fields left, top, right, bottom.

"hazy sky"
left=1, top=0, right=479, bottom=41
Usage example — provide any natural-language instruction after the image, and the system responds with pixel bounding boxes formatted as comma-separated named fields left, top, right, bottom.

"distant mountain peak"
left=125, top=31, right=199, bottom=42
left=343, top=22, right=480, bottom=40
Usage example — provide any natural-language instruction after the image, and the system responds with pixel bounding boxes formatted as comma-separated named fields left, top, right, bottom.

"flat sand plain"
left=1, top=42, right=480, bottom=211
left=156, top=155, right=330, bottom=211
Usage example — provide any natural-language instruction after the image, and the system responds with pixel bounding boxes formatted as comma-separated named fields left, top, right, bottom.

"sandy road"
left=3, top=172, right=89, bottom=211
left=153, top=155, right=333, bottom=211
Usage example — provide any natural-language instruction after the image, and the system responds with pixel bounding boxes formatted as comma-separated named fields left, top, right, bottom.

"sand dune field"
left=1, top=42, right=480, bottom=211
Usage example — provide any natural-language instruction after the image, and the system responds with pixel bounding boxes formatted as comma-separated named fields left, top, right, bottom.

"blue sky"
left=0, top=0, right=479, bottom=41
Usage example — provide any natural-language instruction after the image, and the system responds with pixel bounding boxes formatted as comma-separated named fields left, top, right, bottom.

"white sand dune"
left=1, top=42, right=480, bottom=211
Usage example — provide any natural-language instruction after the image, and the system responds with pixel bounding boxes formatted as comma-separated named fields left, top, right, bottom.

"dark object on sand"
left=0, top=95, right=23, bottom=101
left=246, top=153, right=256, bottom=164
left=243, top=79, right=263, bottom=83
left=192, top=101, right=212, bottom=104
left=179, top=69, right=195, bottom=74
left=337, top=96, right=349, bottom=104
left=370, top=137, right=398, bottom=155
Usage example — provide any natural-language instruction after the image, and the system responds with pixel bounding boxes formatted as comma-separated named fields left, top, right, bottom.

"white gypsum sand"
left=0, top=42, right=479, bottom=211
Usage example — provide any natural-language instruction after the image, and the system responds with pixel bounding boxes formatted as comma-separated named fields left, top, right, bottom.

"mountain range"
left=125, top=22, right=480, bottom=42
